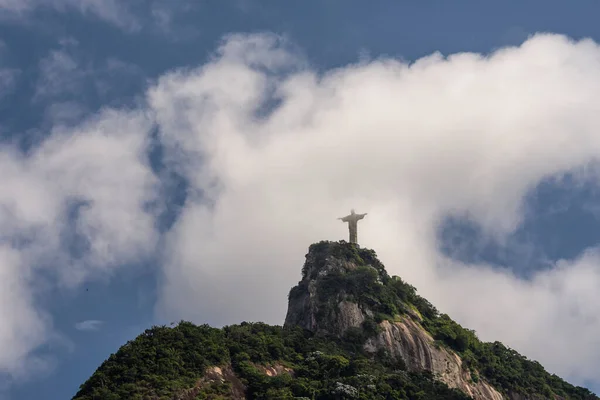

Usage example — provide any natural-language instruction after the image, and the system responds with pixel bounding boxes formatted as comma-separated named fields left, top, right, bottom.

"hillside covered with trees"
left=73, top=241, right=597, bottom=400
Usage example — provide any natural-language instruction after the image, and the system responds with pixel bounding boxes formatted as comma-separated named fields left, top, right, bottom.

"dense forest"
left=74, top=321, right=473, bottom=399
left=74, top=241, right=598, bottom=400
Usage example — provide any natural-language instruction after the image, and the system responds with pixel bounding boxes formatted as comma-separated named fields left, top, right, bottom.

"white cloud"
left=0, top=69, right=18, bottom=97
left=0, top=41, right=19, bottom=100
left=148, top=1, right=201, bottom=41
left=0, top=246, right=48, bottom=377
left=0, top=107, right=159, bottom=377
left=35, top=49, right=82, bottom=100
left=0, top=0, right=206, bottom=37
left=74, top=320, right=103, bottom=332
left=65, top=0, right=139, bottom=31
left=0, top=0, right=139, bottom=31
left=439, top=249, right=600, bottom=381
left=35, top=42, right=144, bottom=106
left=149, top=32, right=600, bottom=388
left=30, top=108, right=160, bottom=285
left=0, top=0, right=29, bottom=13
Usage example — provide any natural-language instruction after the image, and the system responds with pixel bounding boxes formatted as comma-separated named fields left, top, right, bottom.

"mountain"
left=73, top=241, right=598, bottom=400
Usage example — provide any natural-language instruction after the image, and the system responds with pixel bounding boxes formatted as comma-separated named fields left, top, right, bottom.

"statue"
left=338, top=209, right=367, bottom=244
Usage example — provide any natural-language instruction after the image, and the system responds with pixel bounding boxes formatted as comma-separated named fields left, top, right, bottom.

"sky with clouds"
left=1, top=1, right=600, bottom=399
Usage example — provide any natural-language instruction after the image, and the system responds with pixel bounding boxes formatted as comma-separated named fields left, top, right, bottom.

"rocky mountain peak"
left=285, top=240, right=415, bottom=335
left=284, top=241, right=535, bottom=400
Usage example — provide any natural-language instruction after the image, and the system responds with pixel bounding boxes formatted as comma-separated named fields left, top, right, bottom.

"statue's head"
left=351, top=209, right=355, bottom=214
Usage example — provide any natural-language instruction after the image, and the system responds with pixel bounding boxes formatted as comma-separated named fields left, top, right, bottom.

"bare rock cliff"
left=365, top=319, right=502, bottom=400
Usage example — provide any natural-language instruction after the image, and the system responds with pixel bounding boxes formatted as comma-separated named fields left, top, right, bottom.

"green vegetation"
left=74, top=322, right=229, bottom=400
left=74, top=241, right=598, bottom=400
left=74, top=322, right=471, bottom=399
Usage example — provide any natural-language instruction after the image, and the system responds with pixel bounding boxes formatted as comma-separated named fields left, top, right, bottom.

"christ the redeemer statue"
left=338, top=209, right=367, bottom=244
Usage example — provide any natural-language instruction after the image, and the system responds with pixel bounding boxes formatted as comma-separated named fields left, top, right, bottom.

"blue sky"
left=2, top=1, right=600, bottom=399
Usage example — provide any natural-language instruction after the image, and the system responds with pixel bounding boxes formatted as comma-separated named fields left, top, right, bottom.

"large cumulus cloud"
left=151, top=33, right=600, bottom=385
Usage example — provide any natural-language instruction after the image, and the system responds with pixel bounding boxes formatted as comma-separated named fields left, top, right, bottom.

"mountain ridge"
left=73, top=240, right=598, bottom=400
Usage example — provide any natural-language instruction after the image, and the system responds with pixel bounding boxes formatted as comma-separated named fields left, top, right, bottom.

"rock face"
left=365, top=319, right=503, bottom=400
left=175, top=365, right=246, bottom=400
left=284, top=241, right=504, bottom=400
left=284, top=241, right=375, bottom=337
left=181, top=364, right=292, bottom=400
